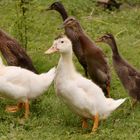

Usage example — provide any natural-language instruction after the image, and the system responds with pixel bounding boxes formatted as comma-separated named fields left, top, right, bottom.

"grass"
left=0, top=0, right=140, bottom=139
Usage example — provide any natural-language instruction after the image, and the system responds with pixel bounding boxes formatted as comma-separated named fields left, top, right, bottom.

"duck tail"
left=46, top=67, right=56, bottom=81
left=41, top=67, right=56, bottom=85
left=101, top=98, right=126, bottom=119
left=107, top=98, right=126, bottom=112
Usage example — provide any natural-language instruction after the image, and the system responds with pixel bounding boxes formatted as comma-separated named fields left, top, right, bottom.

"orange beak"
left=45, top=46, right=59, bottom=54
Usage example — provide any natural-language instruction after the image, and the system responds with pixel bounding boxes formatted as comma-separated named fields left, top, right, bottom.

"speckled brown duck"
left=0, top=29, right=38, bottom=73
left=96, top=33, right=140, bottom=104
left=47, top=2, right=88, bottom=76
left=62, top=17, right=111, bottom=97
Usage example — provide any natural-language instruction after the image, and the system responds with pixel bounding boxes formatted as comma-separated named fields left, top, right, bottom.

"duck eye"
left=61, top=41, right=64, bottom=43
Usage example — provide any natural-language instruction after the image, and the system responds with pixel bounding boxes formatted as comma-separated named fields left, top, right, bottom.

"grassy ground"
left=0, top=0, right=140, bottom=139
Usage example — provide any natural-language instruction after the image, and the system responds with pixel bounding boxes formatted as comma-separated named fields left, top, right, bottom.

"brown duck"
left=97, top=0, right=121, bottom=10
left=0, top=29, right=38, bottom=73
left=96, top=33, right=140, bottom=104
left=62, top=17, right=111, bottom=97
left=47, top=2, right=88, bottom=76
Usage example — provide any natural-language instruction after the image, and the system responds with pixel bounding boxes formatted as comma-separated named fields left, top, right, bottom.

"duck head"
left=60, top=17, right=82, bottom=33
left=47, top=2, right=63, bottom=11
left=45, top=35, right=72, bottom=54
left=96, top=33, right=119, bottom=55
left=96, top=33, right=115, bottom=45
left=46, top=2, right=68, bottom=21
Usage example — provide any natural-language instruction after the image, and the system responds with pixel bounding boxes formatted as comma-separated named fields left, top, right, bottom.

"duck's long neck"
left=107, top=38, right=120, bottom=58
left=75, top=24, right=84, bottom=36
left=69, top=24, right=85, bottom=40
left=57, top=51, right=76, bottom=77
left=55, top=6, right=68, bottom=21
left=77, top=27, right=94, bottom=50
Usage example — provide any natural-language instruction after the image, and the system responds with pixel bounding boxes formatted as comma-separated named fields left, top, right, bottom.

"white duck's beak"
left=45, top=46, right=59, bottom=54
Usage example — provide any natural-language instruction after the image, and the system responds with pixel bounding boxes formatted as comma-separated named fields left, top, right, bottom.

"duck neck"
left=57, top=51, right=76, bottom=77
left=73, top=24, right=88, bottom=43
left=107, top=38, right=120, bottom=57
left=75, top=24, right=84, bottom=36
left=55, top=6, right=68, bottom=21
left=78, top=30, right=93, bottom=51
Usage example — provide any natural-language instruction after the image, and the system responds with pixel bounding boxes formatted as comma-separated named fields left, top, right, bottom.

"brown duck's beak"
left=45, top=7, right=51, bottom=11
left=95, top=37, right=103, bottom=43
left=45, top=46, right=59, bottom=54
left=40, top=5, right=52, bottom=12
left=57, top=23, right=65, bottom=30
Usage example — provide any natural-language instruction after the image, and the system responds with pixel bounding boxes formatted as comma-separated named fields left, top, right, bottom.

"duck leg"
left=5, top=102, right=24, bottom=113
left=82, top=118, right=88, bottom=128
left=24, top=99, right=30, bottom=119
left=92, top=113, right=99, bottom=132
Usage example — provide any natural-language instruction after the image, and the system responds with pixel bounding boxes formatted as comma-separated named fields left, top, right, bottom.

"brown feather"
left=0, top=29, right=38, bottom=73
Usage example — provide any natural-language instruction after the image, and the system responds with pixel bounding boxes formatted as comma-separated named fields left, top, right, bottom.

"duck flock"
left=0, top=2, right=140, bottom=132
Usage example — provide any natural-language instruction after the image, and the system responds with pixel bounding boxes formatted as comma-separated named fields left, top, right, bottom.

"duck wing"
left=0, top=76, right=28, bottom=100
left=86, top=48, right=110, bottom=93
left=127, top=66, right=140, bottom=100
left=6, top=40, right=38, bottom=73
left=115, top=59, right=140, bottom=99
left=0, top=66, right=33, bottom=86
left=0, top=44, right=18, bottom=65
left=76, top=75, right=105, bottom=97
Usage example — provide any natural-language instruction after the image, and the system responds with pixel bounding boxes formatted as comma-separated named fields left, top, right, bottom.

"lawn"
left=0, top=0, right=140, bottom=140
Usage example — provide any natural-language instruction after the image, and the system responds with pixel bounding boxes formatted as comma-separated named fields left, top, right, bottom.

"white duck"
left=45, top=35, right=126, bottom=132
left=0, top=57, right=56, bottom=118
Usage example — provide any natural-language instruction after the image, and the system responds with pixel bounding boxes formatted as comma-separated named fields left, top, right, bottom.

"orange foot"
left=92, top=113, right=99, bottom=132
left=5, top=105, right=19, bottom=113
left=5, top=103, right=24, bottom=113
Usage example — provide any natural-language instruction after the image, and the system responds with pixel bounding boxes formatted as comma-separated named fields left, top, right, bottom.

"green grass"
left=0, top=0, right=140, bottom=139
